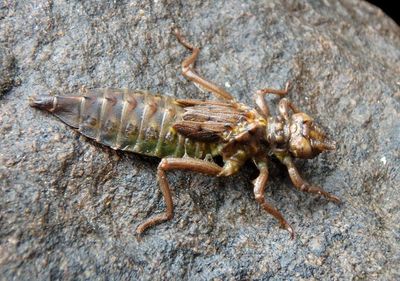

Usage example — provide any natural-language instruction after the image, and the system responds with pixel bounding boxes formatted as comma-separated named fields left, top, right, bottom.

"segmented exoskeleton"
left=29, top=30, right=340, bottom=238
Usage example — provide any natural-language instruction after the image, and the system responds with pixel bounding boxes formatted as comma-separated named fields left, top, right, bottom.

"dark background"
left=367, top=0, right=399, bottom=25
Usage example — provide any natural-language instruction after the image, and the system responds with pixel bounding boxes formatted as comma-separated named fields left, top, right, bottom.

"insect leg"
left=136, top=157, right=223, bottom=234
left=255, top=82, right=290, bottom=118
left=278, top=98, right=301, bottom=121
left=280, top=155, right=340, bottom=203
left=256, top=82, right=290, bottom=96
left=253, top=159, right=294, bottom=239
left=218, top=149, right=248, bottom=177
left=173, top=28, right=234, bottom=101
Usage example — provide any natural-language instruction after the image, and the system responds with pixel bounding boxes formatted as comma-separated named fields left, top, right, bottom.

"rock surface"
left=0, top=0, right=399, bottom=280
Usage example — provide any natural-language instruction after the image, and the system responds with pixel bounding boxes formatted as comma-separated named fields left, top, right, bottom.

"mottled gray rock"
left=0, top=0, right=399, bottom=280
left=0, top=49, right=16, bottom=97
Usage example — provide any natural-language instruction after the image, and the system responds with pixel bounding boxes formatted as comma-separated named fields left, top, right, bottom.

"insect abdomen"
left=30, top=89, right=216, bottom=158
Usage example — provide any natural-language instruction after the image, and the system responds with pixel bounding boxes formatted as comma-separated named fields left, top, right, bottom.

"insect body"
left=29, top=30, right=339, bottom=238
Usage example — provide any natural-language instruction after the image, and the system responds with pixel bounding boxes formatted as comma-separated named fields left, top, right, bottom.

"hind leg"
left=173, top=29, right=234, bottom=101
left=136, top=157, right=223, bottom=234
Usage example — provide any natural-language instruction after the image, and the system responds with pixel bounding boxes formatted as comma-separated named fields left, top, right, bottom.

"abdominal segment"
left=30, top=89, right=216, bottom=159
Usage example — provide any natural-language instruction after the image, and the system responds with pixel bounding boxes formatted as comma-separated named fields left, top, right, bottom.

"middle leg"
left=253, top=158, right=294, bottom=239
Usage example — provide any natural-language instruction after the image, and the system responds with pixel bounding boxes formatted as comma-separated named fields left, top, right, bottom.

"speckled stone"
left=0, top=0, right=399, bottom=280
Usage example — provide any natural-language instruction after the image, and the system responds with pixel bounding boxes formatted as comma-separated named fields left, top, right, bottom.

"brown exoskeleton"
left=29, top=29, right=340, bottom=239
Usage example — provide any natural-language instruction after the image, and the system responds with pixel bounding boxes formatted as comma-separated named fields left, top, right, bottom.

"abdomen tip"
left=29, top=95, right=54, bottom=110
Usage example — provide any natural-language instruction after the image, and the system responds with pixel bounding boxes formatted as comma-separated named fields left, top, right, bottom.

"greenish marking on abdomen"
left=46, top=89, right=219, bottom=160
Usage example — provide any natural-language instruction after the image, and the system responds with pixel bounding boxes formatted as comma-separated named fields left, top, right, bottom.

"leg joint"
left=158, top=158, right=169, bottom=169
left=254, top=192, right=265, bottom=203
left=299, top=183, right=309, bottom=192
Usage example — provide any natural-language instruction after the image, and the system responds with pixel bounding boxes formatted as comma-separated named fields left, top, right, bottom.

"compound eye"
left=289, top=136, right=313, bottom=158
left=290, top=123, right=300, bottom=135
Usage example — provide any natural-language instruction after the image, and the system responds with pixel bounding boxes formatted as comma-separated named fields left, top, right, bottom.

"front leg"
left=253, top=158, right=294, bottom=239
left=279, top=154, right=340, bottom=203
left=255, top=82, right=290, bottom=118
left=278, top=98, right=300, bottom=121
left=136, top=157, right=223, bottom=234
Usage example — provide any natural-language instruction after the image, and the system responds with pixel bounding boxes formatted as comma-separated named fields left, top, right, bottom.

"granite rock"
left=0, top=0, right=399, bottom=280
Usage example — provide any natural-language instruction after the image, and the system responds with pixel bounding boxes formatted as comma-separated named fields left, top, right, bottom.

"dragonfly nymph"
left=30, top=29, right=340, bottom=239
